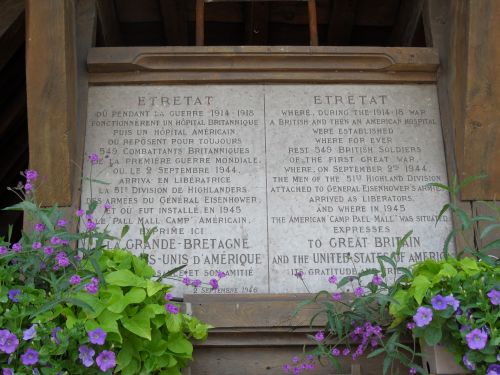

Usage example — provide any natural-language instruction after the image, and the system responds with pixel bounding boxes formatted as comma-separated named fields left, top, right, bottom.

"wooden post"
left=26, top=0, right=77, bottom=206
left=307, top=0, right=318, bottom=46
left=196, top=0, right=205, bottom=46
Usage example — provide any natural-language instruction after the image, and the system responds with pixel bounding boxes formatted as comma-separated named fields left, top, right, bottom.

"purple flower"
left=444, top=295, right=460, bottom=311
left=182, top=276, right=191, bottom=286
left=328, top=275, right=337, bottom=284
left=465, top=328, right=488, bottom=350
left=34, top=223, right=45, bottom=232
left=23, top=325, right=37, bottom=341
left=50, top=236, right=62, bottom=245
left=217, top=271, right=226, bottom=279
left=487, top=364, right=500, bottom=375
left=282, top=364, right=291, bottom=373
left=292, top=356, right=299, bottom=364
left=2, top=368, right=13, bottom=375
left=76, top=209, right=85, bottom=217
left=69, top=275, right=81, bottom=285
left=8, top=289, right=21, bottom=303
left=295, top=271, right=304, bottom=279
left=292, top=367, right=300, bottom=375
left=462, top=354, right=475, bottom=371
left=406, top=322, right=416, bottom=330
left=96, top=350, right=116, bottom=372
left=86, top=220, right=96, bottom=231
left=431, top=294, right=448, bottom=310
left=25, top=169, right=38, bottom=181
left=85, top=277, right=99, bottom=294
left=354, top=287, right=364, bottom=297
left=24, top=183, right=33, bottom=191
left=409, top=369, right=417, bottom=375
left=0, top=247, right=7, bottom=255
left=12, top=243, right=22, bottom=252
left=79, top=345, right=95, bottom=367
left=372, top=275, right=383, bottom=286
left=314, top=331, right=324, bottom=342
left=331, top=348, right=340, bottom=356
left=0, top=330, right=18, bottom=354
left=56, top=219, right=67, bottom=227
left=55, top=252, right=70, bottom=267
left=191, top=279, right=202, bottom=287
left=104, top=202, right=112, bottom=210
left=209, top=278, right=219, bottom=289
left=20, top=348, right=39, bottom=365
left=88, top=153, right=100, bottom=165
left=88, top=328, right=106, bottom=345
left=342, top=348, right=350, bottom=356
left=413, top=306, right=433, bottom=327
left=332, top=292, right=342, bottom=301
left=165, top=303, right=179, bottom=314
left=164, top=293, right=173, bottom=301
left=487, top=289, right=500, bottom=306
left=43, top=246, right=54, bottom=256
left=51, top=327, right=62, bottom=345
left=32, top=242, right=42, bottom=250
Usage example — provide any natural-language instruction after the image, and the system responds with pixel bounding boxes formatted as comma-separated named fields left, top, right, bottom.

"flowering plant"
left=0, top=167, right=212, bottom=374
left=290, top=177, right=499, bottom=375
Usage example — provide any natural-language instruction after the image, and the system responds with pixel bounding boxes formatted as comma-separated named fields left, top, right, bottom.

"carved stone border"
left=87, top=46, right=438, bottom=84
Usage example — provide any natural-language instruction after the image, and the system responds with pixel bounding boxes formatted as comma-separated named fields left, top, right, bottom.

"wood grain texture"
left=26, top=0, right=77, bottom=206
left=71, top=0, right=97, bottom=217
left=327, top=0, right=358, bottom=46
left=87, top=46, right=438, bottom=84
left=389, top=0, right=424, bottom=46
left=96, top=0, right=122, bottom=46
left=461, top=0, right=500, bottom=199
left=0, top=0, right=24, bottom=71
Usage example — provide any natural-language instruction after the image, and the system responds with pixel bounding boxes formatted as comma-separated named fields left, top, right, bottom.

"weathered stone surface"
left=81, top=84, right=453, bottom=295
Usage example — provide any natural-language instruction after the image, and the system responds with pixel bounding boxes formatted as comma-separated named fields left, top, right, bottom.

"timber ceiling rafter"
left=96, top=0, right=427, bottom=47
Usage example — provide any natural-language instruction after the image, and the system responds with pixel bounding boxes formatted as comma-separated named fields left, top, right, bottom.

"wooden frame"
left=195, top=0, right=318, bottom=46
left=87, top=46, right=438, bottom=85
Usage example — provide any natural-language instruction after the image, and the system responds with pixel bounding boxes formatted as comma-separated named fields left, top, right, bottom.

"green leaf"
left=121, top=310, right=152, bottom=340
left=396, top=230, right=413, bottom=255
left=121, top=225, right=130, bottom=239
left=378, top=255, right=397, bottom=270
left=146, top=280, right=168, bottom=297
left=457, top=174, right=486, bottom=192
left=165, top=313, right=183, bottom=333
left=97, top=309, right=122, bottom=336
left=105, top=269, right=146, bottom=287
left=480, top=223, right=500, bottom=239
left=479, top=239, right=500, bottom=254
left=411, top=275, right=431, bottom=304
left=158, top=264, right=187, bottom=280
left=167, top=334, right=193, bottom=355
left=424, top=322, right=442, bottom=345
left=435, top=204, right=450, bottom=225
left=367, top=347, right=385, bottom=358
left=108, top=287, right=146, bottom=313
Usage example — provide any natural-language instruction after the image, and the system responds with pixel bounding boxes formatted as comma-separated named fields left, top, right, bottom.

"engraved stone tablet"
left=81, top=84, right=453, bottom=295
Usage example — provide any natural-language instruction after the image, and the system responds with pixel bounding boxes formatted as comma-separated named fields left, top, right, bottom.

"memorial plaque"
left=81, top=84, right=453, bottom=295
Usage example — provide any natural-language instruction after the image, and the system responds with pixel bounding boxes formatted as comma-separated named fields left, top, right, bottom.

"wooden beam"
left=159, top=0, right=188, bottom=46
left=73, top=0, right=97, bottom=212
left=96, top=0, right=122, bottom=46
left=389, top=0, right=424, bottom=46
left=26, top=0, right=77, bottom=206
left=195, top=0, right=204, bottom=46
left=307, top=0, right=318, bottom=46
left=244, top=2, right=269, bottom=45
left=327, top=0, right=357, bottom=46
left=0, top=0, right=24, bottom=71
left=461, top=0, right=500, bottom=199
